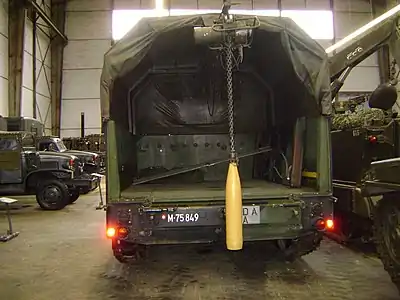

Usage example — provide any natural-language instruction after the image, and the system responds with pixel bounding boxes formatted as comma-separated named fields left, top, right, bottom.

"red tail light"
left=315, top=219, right=326, bottom=231
left=314, top=218, right=334, bottom=231
left=368, top=135, right=378, bottom=144
left=69, top=159, right=74, bottom=167
left=118, top=227, right=129, bottom=238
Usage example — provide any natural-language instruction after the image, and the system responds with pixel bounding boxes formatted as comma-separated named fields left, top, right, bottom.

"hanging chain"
left=225, top=39, right=237, bottom=162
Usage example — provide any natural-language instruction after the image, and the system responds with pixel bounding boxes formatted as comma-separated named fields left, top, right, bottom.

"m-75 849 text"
left=167, top=213, right=200, bottom=223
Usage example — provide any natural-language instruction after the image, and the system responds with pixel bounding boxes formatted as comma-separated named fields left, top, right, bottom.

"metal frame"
left=8, top=0, right=67, bottom=137
left=27, top=1, right=54, bottom=130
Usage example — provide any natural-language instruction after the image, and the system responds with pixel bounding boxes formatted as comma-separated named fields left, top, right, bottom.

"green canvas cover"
left=100, top=14, right=333, bottom=121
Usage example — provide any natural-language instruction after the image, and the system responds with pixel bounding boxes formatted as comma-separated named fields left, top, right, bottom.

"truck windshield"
left=0, top=138, right=18, bottom=151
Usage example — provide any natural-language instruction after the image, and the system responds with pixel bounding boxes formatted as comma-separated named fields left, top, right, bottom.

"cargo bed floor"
left=121, top=179, right=315, bottom=202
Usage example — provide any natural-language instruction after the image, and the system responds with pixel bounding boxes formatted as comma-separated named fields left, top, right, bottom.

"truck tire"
left=373, top=196, right=400, bottom=294
left=68, top=189, right=80, bottom=204
left=36, top=179, right=69, bottom=210
left=277, top=231, right=323, bottom=262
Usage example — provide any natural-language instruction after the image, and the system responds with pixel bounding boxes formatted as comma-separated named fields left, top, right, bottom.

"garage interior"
left=1, top=0, right=400, bottom=299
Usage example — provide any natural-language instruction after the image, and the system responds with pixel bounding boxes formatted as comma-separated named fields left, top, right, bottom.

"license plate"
left=242, top=206, right=260, bottom=224
left=167, top=213, right=200, bottom=223
left=164, top=205, right=261, bottom=225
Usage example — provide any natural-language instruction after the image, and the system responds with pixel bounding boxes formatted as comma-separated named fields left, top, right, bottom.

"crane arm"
left=327, top=5, right=400, bottom=98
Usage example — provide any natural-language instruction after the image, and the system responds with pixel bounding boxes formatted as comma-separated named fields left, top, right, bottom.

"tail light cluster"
left=367, top=134, right=386, bottom=144
left=106, top=226, right=129, bottom=239
left=314, top=218, right=334, bottom=231
left=368, top=135, right=378, bottom=144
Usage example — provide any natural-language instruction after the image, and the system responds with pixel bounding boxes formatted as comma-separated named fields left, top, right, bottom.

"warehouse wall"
left=0, top=0, right=8, bottom=116
left=333, top=0, right=380, bottom=93
left=61, top=0, right=112, bottom=138
left=22, top=0, right=52, bottom=134
left=61, top=0, right=381, bottom=136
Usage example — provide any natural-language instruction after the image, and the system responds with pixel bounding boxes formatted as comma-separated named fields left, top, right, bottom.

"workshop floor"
left=0, top=189, right=399, bottom=300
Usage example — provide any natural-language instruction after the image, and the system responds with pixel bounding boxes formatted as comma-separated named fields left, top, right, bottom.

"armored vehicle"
left=326, top=4, right=400, bottom=292
left=0, top=131, right=95, bottom=209
left=101, top=7, right=334, bottom=263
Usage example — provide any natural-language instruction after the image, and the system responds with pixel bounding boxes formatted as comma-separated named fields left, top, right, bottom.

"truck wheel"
left=36, top=180, right=69, bottom=210
left=277, top=231, right=323, bottom=262
left=373, top=196, right=400, bottom=293
left=68, top=189, right=80, bottom=204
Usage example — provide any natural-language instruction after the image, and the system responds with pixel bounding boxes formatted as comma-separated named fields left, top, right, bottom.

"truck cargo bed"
left=120, top=179, right=314, bottom=203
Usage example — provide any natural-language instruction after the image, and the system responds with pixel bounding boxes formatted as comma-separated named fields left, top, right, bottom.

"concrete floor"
left=0, top=189, right=399, bottom=300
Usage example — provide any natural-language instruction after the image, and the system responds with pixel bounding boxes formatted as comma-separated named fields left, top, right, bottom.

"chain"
left=225, top=39, right=236, bottom=162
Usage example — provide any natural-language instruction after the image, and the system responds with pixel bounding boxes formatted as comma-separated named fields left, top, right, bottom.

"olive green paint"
left=316, top=116, right=332, bottom=193
left=106, top=120, right=120, bottom=203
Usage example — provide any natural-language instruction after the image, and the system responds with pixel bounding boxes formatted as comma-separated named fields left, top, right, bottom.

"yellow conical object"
left=225, top=161, right=243, bottom=250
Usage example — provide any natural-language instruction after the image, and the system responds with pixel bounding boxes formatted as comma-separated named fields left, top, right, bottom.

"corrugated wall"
left=334, top=0, right=380, bottom=93
left=0, top=0, right=54, bottom=132
left=61, top=0, right=112, bottom=137
left=0, top=0, right=8, bottom=116
left=22, top=0, right=53, bottom=134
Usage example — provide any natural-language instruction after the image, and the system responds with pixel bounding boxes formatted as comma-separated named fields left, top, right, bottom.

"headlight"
left=62, top=159, right=74, bottom=170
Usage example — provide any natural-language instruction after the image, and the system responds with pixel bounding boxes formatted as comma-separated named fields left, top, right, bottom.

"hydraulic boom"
left=327, top=5, right=400, bottom=98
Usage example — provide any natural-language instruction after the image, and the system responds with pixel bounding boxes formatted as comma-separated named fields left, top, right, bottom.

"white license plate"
left=242, top=206, right=261, bottom=224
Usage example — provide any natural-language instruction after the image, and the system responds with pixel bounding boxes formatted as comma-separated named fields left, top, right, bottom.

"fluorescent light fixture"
left=326, top=4, right=400, bottom=54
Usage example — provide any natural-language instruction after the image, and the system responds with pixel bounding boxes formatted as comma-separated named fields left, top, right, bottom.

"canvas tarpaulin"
left=100, top=14, right=333, bottom=122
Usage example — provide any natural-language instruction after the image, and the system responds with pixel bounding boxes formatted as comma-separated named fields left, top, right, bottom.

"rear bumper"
left=106, top=195, right=334, bottom=245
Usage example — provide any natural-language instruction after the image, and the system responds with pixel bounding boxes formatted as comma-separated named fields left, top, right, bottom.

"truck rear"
left=100, top=13, right=334, bottom=262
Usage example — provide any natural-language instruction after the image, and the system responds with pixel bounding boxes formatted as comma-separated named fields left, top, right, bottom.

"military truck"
left=100, top=9, right=334, bottom=263
left=326, top=5, right=400, bottom=292
left=0, top=131, right=96, bottom=210
left=5, top=116, right=44, bottom=137
left=36, top=136, right=101, bottom=175
left=5, top=117, right=101, bottom=187
left=61, top=134, right=106, bottom=173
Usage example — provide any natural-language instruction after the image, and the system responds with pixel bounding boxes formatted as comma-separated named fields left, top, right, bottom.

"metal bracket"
left=91, top=173, right=106, bottom=210
left=0, top=197, right=20, bottom=242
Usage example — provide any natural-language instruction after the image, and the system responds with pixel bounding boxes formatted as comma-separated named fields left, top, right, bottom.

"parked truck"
left=5, top=116, right=101, bottom=193
left=101, top=7, right=334, bottom=263
left=0, top=131, right=95, bottom=209
left=325, top=4, right=400, bottom=292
